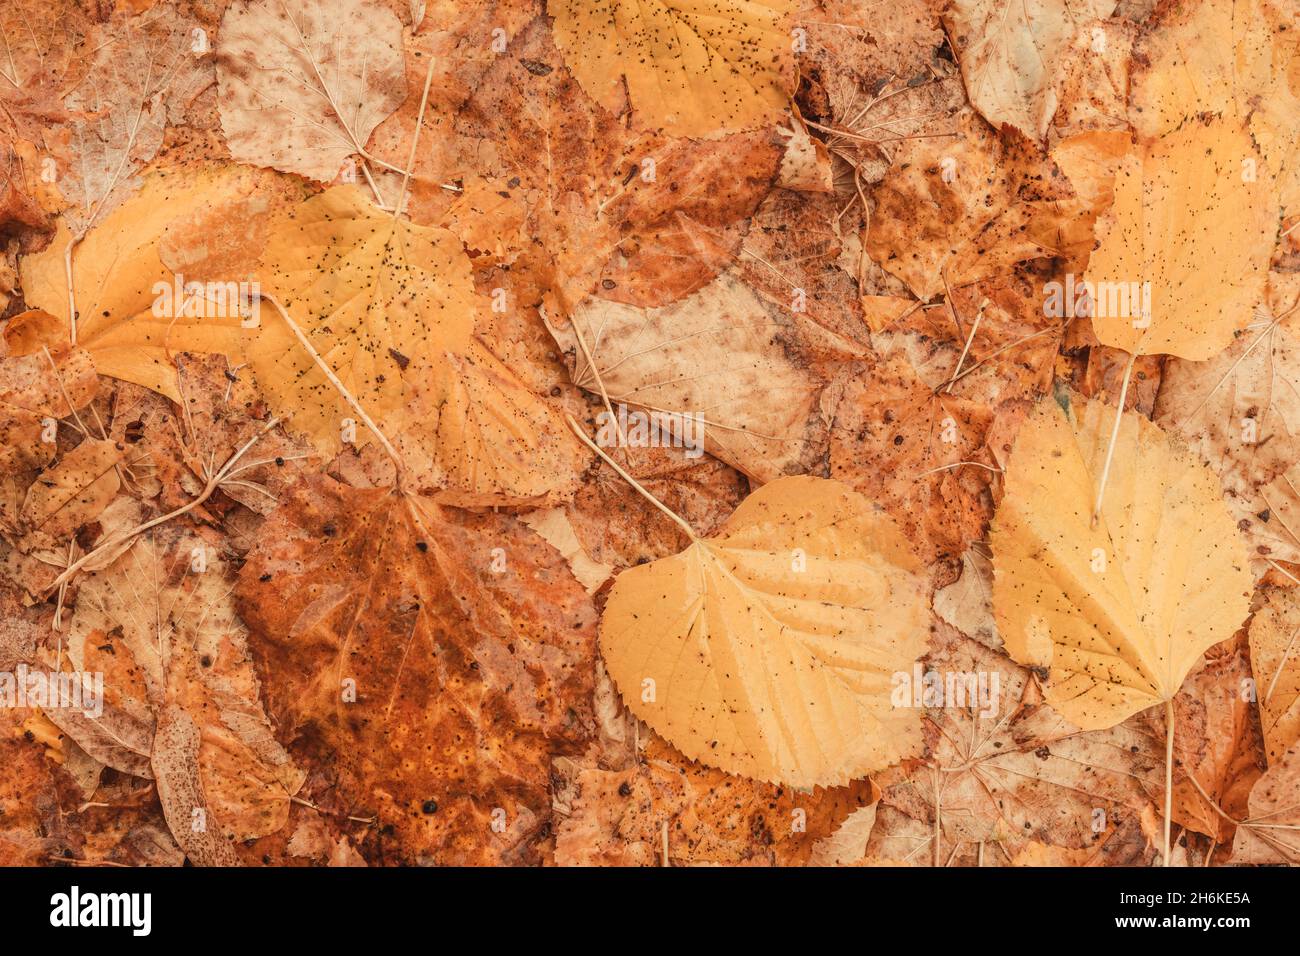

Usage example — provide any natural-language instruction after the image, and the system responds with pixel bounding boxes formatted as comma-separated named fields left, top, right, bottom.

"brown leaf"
left=236, top=476, right=598, bottom=864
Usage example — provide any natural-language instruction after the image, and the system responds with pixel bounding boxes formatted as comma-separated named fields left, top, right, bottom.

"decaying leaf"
left=1247, top=587, right=1300, bottom=764
left=236, top=476, right=598, bottom=864
left=216, top=0, right=407, bottom=183
left=55, top=529, right=304, bottom=852
left=868, top=626, right=1163, bottom=864
left=1230, top=736, right=1300, bottom=864
left=943, top=0, right=1116, bottom=141
left=548, top=271, right=827, bottom=483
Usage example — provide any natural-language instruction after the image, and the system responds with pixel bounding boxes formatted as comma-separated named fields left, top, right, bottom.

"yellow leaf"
left=1086, top=117, right=1278, bottom=360
left=19, top=166, right=286, bottom=400
left=549, top=0, right=795, bottom=137
left=249, top=185, right=474, bottom=454
left=990, top=394, right=1252, bottom=729
left=251, top=186, right=582, bottom=505
left=600, top=475, right=927, bottom=787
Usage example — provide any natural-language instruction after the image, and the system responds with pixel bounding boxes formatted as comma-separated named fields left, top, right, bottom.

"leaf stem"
left=258, top=293, right=405, bottom=479
left=1091, top=351, right=1137, bottom=528
left=42, top=419, right=278, bottom=595
left=565, top=414, right=698, bottom=542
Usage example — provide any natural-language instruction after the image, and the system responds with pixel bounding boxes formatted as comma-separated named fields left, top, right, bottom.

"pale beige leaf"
left=548, top=271, right=826, bottom=483
left=943, top=0, right=1116, bottom=140
left=216, top=0, right=406, bottom=182
left=61, top=2, right=211, bottom=234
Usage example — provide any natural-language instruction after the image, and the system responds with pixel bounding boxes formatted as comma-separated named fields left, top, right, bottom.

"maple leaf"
left=599, top=474, right=928, bottom=787
left=235, top=475, right=598, bottom=865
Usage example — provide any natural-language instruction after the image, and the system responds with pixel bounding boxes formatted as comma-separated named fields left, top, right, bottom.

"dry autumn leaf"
left=1086, top=117, right=1279, bottom=361
left=991, top=393, right=1252, bottom=729
left=598, top=473, right=928, bottom=788
left=1247, top=587, right=1300, bottom=764
left=235, top=475, right=598, bottom=864
left=943, top=0, right=1116, bottom=141
left=546, top=271, right=827, bottom=483
left=549, top=0, right=795, bottom=137
left=2, top=0, right=1298, bottom=883
left=215, top=0, right=407, bottom=185
left=20, top=165, right=291, bottom=399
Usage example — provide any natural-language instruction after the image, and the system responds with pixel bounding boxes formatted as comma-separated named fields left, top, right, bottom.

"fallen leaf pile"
left=0, top=0, right=1295, bottom=867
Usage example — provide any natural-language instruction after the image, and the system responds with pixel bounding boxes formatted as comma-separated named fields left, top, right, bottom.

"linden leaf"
left=18, top=437, right=121, bottom=551
left=0, top=344, right=97, bottom=476
left=248, top=184, right=473, bottom=449
left=943, top=0, right=1116, bottom=141
left=1086, top=117, right=1279, bottom=361
left=215, top=0, right=407, bottom=183
left=552, top=734, right=876, bottom=865
left=235, top=475, right=598, bottom=865
left=599, top=475, right=928, bottom=788
left=990, top=394, right=1252, bottom=729
left=549, top=0, right=796, bottom=137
